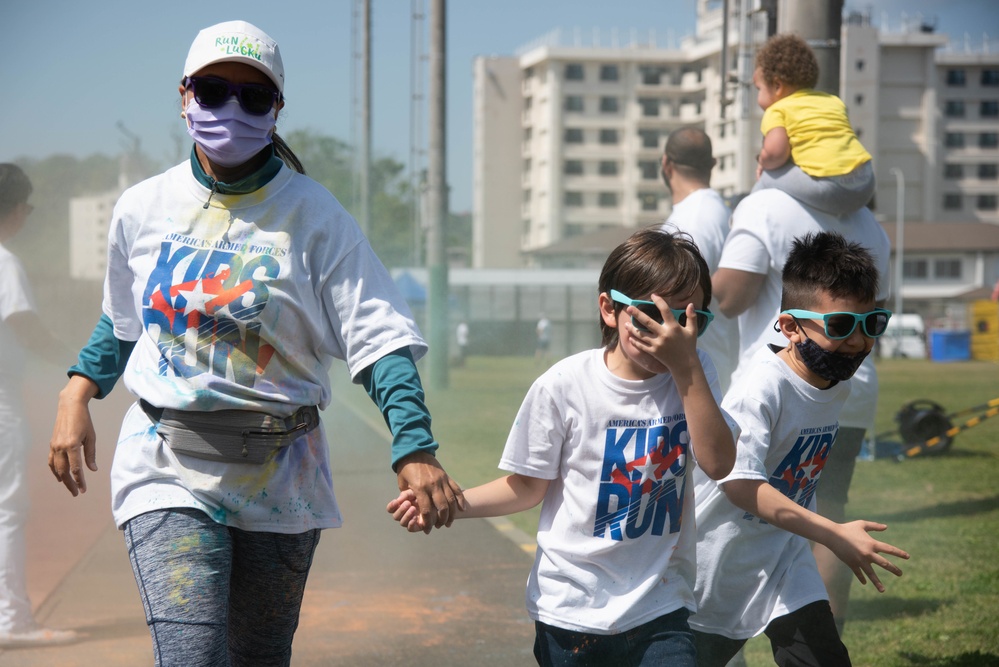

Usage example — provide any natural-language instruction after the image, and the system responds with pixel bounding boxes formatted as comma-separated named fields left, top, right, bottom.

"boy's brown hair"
left=755, top=33, right=819, bottom=90
left=597, top=228, right=711, bottom=348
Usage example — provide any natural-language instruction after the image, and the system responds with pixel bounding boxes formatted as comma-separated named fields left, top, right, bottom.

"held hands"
left=394, top=452, right=465, bottom=534
left=829, top=520, right=910, bottom=592
left=387, top=488, right=427, bottom=533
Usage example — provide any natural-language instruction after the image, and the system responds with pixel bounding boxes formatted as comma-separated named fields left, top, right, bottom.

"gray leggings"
left=124, top=508, right=320, bottom=667
left=755, top=161, right=875, bottom=216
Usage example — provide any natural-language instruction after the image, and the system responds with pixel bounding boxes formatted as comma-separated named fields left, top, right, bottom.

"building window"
left=981, top=132, right=999, bottom=148
left=564, top=95, right=584, bottom=112
left=944, top=164, right=964, bottom=179
left=945, top=132, right=965, bottom=148
left=599, top=129, right=619, bottom=145
left=854, top=93, right=864, bottom=105
left=935, top=259, right=963, bottom=280
left=599, top=96, right=619, bottom=113
left=565, top=63, right=584, bottom=81
left=903, top=259, right=928, bottom=280
left=524, top=127, right=533, bottom=142
left=640, top=193, right=660, bottom=211
left=640, top=66, right=663, bottom=85
left=523, top=188, right=531, bottom=203
left=639, top=98, right=660, bottom=117
left=979, top=164, right=998, bottom=179
left=855, top=59, right=865, bottom=71
left=946, top=69, right=966, bottom=86
left=523, top=158, right=531, bottom=175
left=564, top=128, right=584, bottom=144
left=945, top=100, right=966, bottom=117
left=639, top=160, right=660, bottom=180
left=978, top=194, right=998, bottom=210
left=598, top=192, right=619, bottom=207
left=981, top=101, right=999, bottom=118
left=639, top=129, right=659, bottom=149
left=524, top=96, right=533, bottom=111
left=943, top=193, right=962, bottom=210
left=524, top=67, right=534, bottom=80
left=563, top=160, right=583, bottom=176
left=599, top=160, right=618, bottom=176
left=564, top=191, right=583, bottom=206
left=599, top=64, right=619, bottom=82
left=982, top=69, right=999, bottom=86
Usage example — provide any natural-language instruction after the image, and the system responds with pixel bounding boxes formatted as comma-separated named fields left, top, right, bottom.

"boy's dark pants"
left=692, top=600, right=851, bottom=667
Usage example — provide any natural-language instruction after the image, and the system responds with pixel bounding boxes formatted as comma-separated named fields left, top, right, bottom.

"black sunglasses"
left=185, top=76, right=281, bottom=116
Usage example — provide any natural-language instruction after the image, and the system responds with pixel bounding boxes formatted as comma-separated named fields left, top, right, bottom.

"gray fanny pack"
left=141, top=400, right=320, bottom=464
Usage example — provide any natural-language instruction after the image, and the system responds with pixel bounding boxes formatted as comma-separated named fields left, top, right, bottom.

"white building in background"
left=69, top=188, right=119, bottom=280
left=473, top=1, right=999, bottom=269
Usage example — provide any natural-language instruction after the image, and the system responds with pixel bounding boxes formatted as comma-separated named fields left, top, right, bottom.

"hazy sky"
left=2, top=0, right=995, bottom=211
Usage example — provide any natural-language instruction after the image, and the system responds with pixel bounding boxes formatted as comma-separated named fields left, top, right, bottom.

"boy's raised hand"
left=630, top=295, right=700, bottom=373
left=828, top=520, right=910, bottom=592
left=387, top=489, right=428, bottom=533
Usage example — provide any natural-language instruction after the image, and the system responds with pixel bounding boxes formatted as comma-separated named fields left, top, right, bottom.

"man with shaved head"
left=659, top=127, right=738, bottom=393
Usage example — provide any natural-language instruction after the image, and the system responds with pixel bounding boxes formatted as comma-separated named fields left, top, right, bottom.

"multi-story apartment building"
left=473, top=2, right=999, bottom=270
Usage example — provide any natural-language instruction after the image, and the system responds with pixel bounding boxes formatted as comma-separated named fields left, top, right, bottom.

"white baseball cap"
left=183, top=20, right=284, bottom=93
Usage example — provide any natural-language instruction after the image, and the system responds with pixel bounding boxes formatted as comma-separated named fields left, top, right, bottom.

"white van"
left=879, top=313, right=927, bottom=359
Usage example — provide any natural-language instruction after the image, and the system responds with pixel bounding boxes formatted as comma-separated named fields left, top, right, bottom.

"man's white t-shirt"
left=692, top=346, right=850, bottom=639
left=499, top=348, right=733, bottom=634
left=104, top=161, right=426, bottom=533
left=663, top=188, right=738, bottom=393
left=718, top=189, right=890, bottom=428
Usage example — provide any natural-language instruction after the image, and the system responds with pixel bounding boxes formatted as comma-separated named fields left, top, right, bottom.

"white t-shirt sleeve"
left=499, top=380, right=564, bottom=481
left=0, top=249, right=34, bottom=320
left=321, top=238, right=428, bottom=381
left=718, top=225, right=770, bottom=275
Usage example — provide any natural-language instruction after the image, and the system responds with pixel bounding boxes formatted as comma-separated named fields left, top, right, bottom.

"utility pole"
left=359, top=0, right=372, bottom=234
left=425, top=0, right=448, bottom=389
left=777, top=0, right=844, bottom=94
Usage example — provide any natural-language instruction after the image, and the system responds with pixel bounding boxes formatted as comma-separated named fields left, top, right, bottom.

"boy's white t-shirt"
left=691, top=346, right=850, bottom=639
left=718, top=188, right=890, bottom=429
left=500, top=347, right=734, bottom=635
left=104, top=161, right=427, bottom=533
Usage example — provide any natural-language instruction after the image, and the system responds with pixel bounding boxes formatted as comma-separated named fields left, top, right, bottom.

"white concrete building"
left=473, top=2, right=999, bottom=269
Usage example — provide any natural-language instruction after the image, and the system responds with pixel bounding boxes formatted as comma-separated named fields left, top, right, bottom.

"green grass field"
left=334, top=356, right=999, bottom=666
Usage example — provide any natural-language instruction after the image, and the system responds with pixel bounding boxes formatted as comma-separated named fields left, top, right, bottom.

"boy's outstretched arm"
left=723, top=478, right=910, bottom=592
left=388, top=473, right=550, bottom=533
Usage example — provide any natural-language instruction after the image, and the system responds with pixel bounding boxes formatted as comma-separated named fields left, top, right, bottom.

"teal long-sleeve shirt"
left=69, top=314, right=438, bottom=469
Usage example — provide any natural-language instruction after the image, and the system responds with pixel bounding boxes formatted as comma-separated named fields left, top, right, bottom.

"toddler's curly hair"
left=755, top=33, right=819, bottom=89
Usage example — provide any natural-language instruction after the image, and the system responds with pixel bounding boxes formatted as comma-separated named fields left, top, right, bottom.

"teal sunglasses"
left=781, top=308, right=892, bottom=339
left=609, top=289, right=714, bottom=337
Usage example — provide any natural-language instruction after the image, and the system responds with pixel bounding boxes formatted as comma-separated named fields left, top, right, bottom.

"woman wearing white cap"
left=47, top=20, right=464, bottom=666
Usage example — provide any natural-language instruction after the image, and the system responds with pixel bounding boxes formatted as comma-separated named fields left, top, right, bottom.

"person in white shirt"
left=692, top=232, right=909, bottom=666
left=46, top=21, right=462, bottom=666
left=0, top=164, right=78, bottom=648
left=713, top=186, right=891, bottom=633
left=390, top=228, right=736, bottom=667
left=659, top=127, right=738, bottom=394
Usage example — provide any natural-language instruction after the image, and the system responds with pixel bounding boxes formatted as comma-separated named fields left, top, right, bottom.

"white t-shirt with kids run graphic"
left=500, top=347, right=733, bottom=635
left=691, top=345, right=850, bottom=639
left=104, top=161, right=426, bottom=534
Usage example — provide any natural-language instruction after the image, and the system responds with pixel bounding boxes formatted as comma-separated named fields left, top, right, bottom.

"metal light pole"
left=889, top=167, right=905, bottom=356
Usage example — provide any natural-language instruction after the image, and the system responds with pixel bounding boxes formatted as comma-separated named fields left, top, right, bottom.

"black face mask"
left=794, top=331, right=870, bottom=383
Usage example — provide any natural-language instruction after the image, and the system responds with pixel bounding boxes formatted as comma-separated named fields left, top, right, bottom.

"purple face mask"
left=185, top=98, right=276, bottom=167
